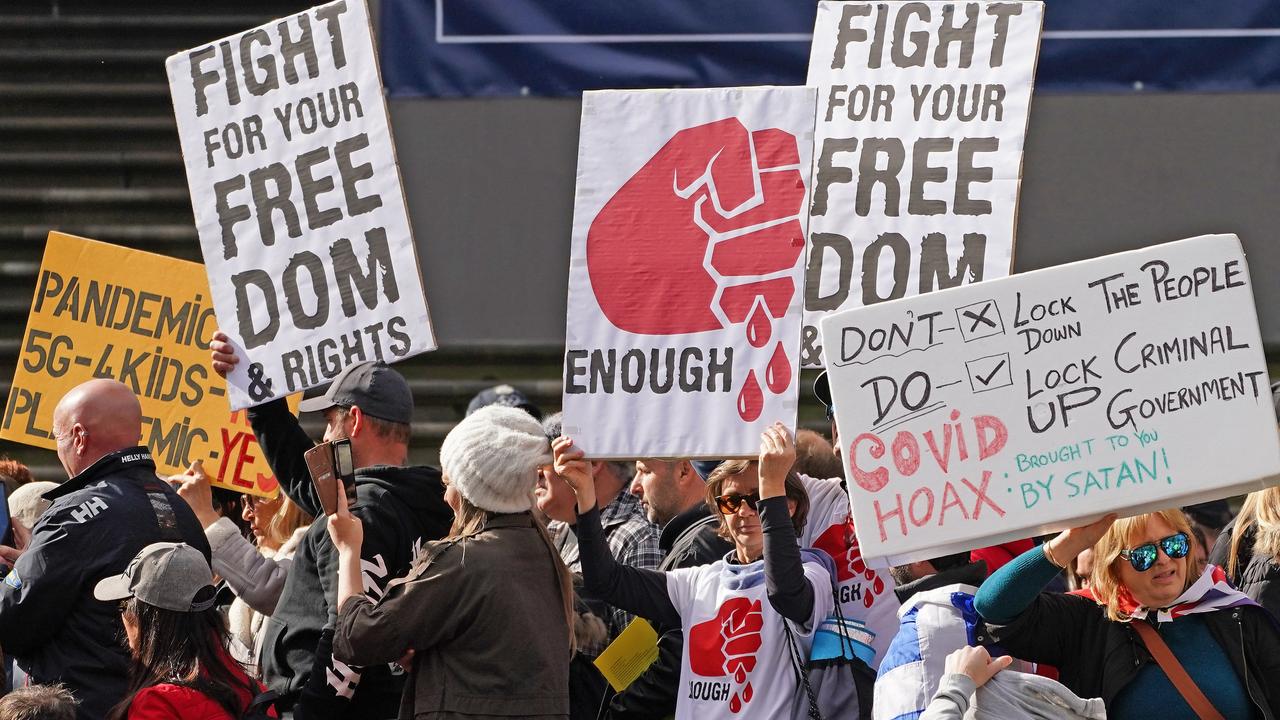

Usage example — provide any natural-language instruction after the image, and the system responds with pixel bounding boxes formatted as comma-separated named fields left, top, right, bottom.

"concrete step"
left=0, top=15, right=283, bottom=50
left=0, top=117, right=180, bottom=152
left=0, top=224, right=198, bottom=257
left=0, top=48, right=170, bottom=83
left=0, top=1, right=316, bottom=17
left=0, top=187, right=193, bottom=225
left=0, top=82, right=172, bottom=118
left=0, top=150, right=184, bottom=188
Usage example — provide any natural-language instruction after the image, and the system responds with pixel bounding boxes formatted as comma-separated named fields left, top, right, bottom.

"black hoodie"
left=247, top=399, right=453, bottom=719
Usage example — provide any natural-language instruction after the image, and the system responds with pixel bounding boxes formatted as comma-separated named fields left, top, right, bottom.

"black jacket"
left=248, top=399, right=453, bottom=720
left=979, top=590, right=1280, bottom=719
left=606, top=505, right=731, bottom=720
left=1210, top=520, right=1280, bottom=618
left=0, top=447, right=210, bottom=720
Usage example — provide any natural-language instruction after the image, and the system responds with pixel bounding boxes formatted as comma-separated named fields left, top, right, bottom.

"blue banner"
left=380, top=1, right=1280, bottom=97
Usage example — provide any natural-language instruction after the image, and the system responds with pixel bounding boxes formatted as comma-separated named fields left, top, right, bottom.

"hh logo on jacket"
left=687, top=597, right=762, bottom=713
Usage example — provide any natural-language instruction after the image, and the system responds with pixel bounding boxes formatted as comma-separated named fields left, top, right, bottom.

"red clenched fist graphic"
left=813, top=517, right=887, bottom=609
left=688, top=597, right=763, bottom=713
left=587, top=117, right=807, bottom=422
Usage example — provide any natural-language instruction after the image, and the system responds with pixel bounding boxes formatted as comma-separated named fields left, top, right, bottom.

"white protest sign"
left=820, top=234, right=1280, bottom=567
left=167, top=0, right=434, bottom=409
left=801, top=1, right=1043, bottom=367
left=562, top=87, right=817, bottom=459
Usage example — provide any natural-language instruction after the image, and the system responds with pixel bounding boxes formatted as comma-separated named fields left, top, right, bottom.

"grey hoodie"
left=922, top=670, right=1107, bottom=720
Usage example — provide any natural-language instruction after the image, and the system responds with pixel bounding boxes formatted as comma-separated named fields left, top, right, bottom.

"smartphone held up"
left=306, top=439, right=357, bottom=515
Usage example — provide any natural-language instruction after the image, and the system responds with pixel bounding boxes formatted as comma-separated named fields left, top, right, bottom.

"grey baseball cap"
left=297, top=361, right=413, bottom=424
left=94, top=542, right=217, bottom=612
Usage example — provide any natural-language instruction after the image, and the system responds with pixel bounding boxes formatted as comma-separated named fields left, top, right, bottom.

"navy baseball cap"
left=467, top=384, right=543, bottom=421
left=693, top=460, right=723, bottom=481
left=298, top=362, right=413, bottom=424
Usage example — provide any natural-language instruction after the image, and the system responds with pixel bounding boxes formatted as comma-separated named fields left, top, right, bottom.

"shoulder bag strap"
left=782, top=619, right=824, bottom=720
left=1131, top=620, right=1225, bottom=720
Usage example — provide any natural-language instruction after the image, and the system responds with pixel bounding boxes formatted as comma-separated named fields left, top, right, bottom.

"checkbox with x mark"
left=955, top=299, right=1005, bottom=342
left=965, top=353, right=1013, bottom=393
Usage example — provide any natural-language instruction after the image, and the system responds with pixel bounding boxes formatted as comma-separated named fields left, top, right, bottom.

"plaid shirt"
left=551, top=490, right=662, bottom=655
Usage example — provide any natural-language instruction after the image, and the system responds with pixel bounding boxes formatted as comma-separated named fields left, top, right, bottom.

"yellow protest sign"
left=593, top=617, right=660, bottom=692
left=1, top=232, right=291, bottom=497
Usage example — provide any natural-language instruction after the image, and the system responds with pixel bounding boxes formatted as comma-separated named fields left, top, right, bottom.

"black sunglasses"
left=1119, top=532, right=1190, bottom=572
left=824, top=403, right=836, bottom=422
left=715, top=491, right=761, bottom=515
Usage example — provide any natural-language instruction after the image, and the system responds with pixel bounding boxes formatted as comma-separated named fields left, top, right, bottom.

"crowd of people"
left=0, top=338, right=1279, bottom=720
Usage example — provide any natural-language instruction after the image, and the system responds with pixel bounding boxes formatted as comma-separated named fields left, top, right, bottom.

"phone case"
left=305, top=443, right=340, bottom=516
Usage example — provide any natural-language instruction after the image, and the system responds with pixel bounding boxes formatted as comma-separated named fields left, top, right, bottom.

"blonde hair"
left=447, top=496, right=577, bottom=654
left=265, top=496, right=313, bottom=549
left=1089, top=509, right=1202, bottom=621
left=1227, top=487, right=1280, bottom=579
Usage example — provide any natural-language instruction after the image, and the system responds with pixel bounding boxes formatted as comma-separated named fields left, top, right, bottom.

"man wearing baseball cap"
left=208, top=332, right=453, bottom=720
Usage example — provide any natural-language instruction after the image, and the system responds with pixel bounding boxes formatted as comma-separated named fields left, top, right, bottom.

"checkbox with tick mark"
left=965, top=353, right=1013, bottom=393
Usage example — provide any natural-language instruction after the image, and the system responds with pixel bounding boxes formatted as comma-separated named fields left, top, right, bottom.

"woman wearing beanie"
left=553, top=423, right=837, bottom=720
left=328, top=405, right=574, bottom=719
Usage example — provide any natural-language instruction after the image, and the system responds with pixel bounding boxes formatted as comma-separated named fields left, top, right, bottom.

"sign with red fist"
left=562, top=87, right=817, bottom=458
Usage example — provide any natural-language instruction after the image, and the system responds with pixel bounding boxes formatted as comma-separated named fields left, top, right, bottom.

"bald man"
left=0, top=379, right=209, bottom=720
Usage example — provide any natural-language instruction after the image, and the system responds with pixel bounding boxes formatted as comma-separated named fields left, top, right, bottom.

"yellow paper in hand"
left=593, top=617, right=660, bottom=692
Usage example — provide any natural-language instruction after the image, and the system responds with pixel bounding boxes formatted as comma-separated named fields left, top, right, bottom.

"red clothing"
left=971, top=539, right=1035, bottom=576
left=126, top=650, right=276, bottom=720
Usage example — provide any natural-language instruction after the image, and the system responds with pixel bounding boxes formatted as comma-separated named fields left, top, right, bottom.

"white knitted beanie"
left=440, top=405, right=552, bottom=514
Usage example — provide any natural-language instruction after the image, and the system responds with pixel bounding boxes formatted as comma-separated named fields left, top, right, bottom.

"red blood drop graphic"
left=864, top=592, right=875, bottom=609
left=765, top=340, right=790, bottom=394
left=737, top=371, right=763, bottom=422
left=864, top=569, right=875, bottom=582
left=733, top=665, right=746, bottom=683
left=730, top=693, right=742, bottom=713
left=873, top=575, right=885, bottom=594
left=743, top=683, right=754, bottom=703
left=745, top=303, right=771, bottom=348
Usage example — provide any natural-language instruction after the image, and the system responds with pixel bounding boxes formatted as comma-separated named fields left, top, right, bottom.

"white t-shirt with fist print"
left=665, top=551, right=834, bottom=720
left=799, top=474, right=901, bottom=669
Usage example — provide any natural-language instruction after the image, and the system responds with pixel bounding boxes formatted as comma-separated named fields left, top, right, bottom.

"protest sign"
left=561, top=87, right=817, bottom=459
left=819, top=234, right=1280, bottom=566
left=801, top=1, right=1043, bottom=366
left=0, top=233, right=292, bottom=497
left=166, top=0, right=434, bottom=410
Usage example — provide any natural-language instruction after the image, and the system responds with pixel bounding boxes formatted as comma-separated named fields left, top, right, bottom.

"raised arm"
left=171, top=460, right=293, bottom=615
left=974, top=514, right=1114, bottom=624
left=553, top=437, right=681, bottom=629
left=210, top=330, right=322, bottom=516
left=758, top=424, right=814, bottom=625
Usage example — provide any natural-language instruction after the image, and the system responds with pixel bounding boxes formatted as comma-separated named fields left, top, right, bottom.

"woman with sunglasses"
left=553, top=423, right=837, bottom=720
left=974, top=509, right=1280, bottom=719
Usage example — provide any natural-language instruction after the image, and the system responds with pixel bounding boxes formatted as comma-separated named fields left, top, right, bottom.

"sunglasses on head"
left=715, top=491, right=761, bottom=515
left=1119, top=532, right=1190, bottom=572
